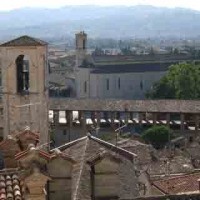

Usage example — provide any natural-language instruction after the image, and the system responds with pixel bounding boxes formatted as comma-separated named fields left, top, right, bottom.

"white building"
left=75, top=32, right=175, bottom=100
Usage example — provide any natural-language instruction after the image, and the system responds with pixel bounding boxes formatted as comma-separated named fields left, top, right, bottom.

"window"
left=118, top=78, right=121, bottom=90
left=16, top=55, right=29, bottom=94
left=63, top=130, right=67, bottom=135
left=106, top=79, right=109, bottom=90
left=84, top=81, right=87, bottom=93
left=83, top=39, right=86, bottom=49
left=0, top=151, right=4, bottom=170
left=140, top=80, right=143, bottom=90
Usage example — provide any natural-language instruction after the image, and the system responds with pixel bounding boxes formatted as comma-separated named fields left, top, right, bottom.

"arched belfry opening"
left=83, top=38, right=86, bottom=49
left=16, top=55, right=30, bottom=94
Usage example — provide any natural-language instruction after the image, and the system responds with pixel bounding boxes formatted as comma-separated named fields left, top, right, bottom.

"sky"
left=1, top=0, right=200, bottom=11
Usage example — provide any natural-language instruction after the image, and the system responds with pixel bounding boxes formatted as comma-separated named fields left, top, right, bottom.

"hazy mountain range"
left=0, top=5, right=200, bottom=41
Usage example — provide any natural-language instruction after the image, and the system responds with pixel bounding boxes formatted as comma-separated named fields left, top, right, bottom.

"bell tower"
left=0, top=35, right=49, bottom=144
left=75, top=31, right=87, bottom=67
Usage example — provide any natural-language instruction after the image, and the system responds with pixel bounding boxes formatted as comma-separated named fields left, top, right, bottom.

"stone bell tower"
left=0, top=35, right=49, bottom=144
left=75, top=31, right=87, bottom=67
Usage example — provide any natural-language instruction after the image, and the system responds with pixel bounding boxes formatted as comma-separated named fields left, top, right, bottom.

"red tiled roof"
left=0, top=139, right=21, bottom=168
left=0, top=138, right=19, bottom=149
left=0, top=170, right=23, bottom=200
left=152, top=172, right=200, bottom=194
left=15, top=148, right=51, bottom=160
left=15, top=130, right=39, bottom=141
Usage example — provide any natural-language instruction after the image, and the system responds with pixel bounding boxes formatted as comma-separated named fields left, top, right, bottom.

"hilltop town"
left=0, top=31, right=199, bottom=200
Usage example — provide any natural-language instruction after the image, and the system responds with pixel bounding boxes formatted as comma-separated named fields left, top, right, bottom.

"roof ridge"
left=87, top=150, right=121, bottom=165
left=89, top=135, right=137, bottom=161
left=50, top=152, right=76, bottom=163
left=0, top=35, right=47, bottom=47
left=154, top=172, right=200, bottom=182
left=74, top=136, right=89, bottom=199
left=51, top=136, right=87, bottom=152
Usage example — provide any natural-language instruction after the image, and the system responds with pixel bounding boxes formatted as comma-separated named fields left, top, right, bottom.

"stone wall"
left=0, top=45, right=49, bottom=144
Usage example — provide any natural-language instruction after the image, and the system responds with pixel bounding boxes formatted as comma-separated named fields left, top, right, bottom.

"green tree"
left=142, top=125, right=172, bottom=149
left=147, top=62, right=200, bottom=99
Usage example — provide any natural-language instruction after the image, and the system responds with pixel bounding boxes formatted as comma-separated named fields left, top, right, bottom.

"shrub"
left=142, top=125, right=172, bottom=149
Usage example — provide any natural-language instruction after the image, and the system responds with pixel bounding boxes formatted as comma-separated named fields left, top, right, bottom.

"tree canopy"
left=146, top=62, right=200, bottom=99
left=142, top=125, right=172, bottom=149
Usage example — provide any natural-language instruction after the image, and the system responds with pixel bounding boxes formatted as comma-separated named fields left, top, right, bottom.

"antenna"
left=114, top=124, right=127, bottom=146
left=14, top=102, right=41, bottom=108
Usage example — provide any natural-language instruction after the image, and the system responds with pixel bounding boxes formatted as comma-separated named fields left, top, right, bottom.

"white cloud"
left=1, top=0, right=200, bottom=11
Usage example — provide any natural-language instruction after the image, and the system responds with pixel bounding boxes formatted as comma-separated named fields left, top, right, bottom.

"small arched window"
left=84, top=81, right=87, bottom=93
left=118, top=78, right=121, bottom=90
left=16, top=55, right=30, bottom=94
left=0, top=151, right=4, bottom=170
left=83, top=39, right=86, bottom=49
left=106, top=79, right=110, bottom=90
left=140, top=80, right=143, bottom=91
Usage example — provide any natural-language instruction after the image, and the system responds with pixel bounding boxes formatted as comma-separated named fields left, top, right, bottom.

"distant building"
left=75, top=32, right=181, bottom=100
left=0, top=132, right=140, bottom=200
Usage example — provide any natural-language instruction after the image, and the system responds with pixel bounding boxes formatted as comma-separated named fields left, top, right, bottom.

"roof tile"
left=0, top=35, right=47, bottom=47
left=152, top=172, right=200, bottom=194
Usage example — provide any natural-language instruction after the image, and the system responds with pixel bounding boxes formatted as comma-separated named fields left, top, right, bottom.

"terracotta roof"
left=15, top=130, right=39, bottom=141
left=0, top=35, right=47, bottom=47
left=49, top=99, right=200, bottom=114
left=152, top=172, right=200, bottom=195
left=0, top=139, right=21, bottom=168
left=130, top=193, right=200, bottom=200
left=0, top=138, right=19, bottom=150
left=0, top=170, right=23, bottom=200
left=15, top=148, right=51, bottom=160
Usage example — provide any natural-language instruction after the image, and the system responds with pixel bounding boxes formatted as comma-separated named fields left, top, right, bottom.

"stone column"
left=166, top=113, right=170, bottom=127
left=66, top=110, right=73, bottom=141
left=153, top=113, right=157, bottom=126
left=180, top=113, right=185, bottom=134
left=79, top=111, right=86, bottom=135
left=66, top=111, right=73, bottom=127
left=111, top=112, right=116, bottom=129
left=125, top=112, right=129, bottom=125
left=195, top=114, right=199, bottom=134
left=91, top=111, right=95, bottom=122
left=53, top=110, right=59, bottom=127
left=139, top=113, right=143, bottom=127
left=130, top=112, right=133, bottom=121
left=96, top=112, right=101, bottom=128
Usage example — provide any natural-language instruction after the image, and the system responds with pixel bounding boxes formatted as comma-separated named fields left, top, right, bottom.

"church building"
left=75, top=32, right=178, bottom=99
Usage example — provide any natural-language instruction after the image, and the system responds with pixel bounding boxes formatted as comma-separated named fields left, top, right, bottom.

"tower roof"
left=0, top=35, right=47, bottom=47
left=75, top=31, right=87, bottom=36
